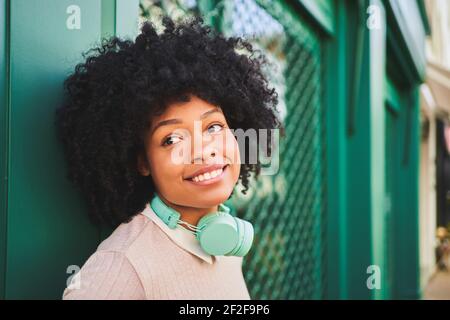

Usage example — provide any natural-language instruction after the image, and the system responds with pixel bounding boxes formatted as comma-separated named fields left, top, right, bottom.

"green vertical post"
left=344, top=0, right=372, bottom=299
left=344, top=0, right=387, bottom=299
left=325, top=0, right=348, bottom=299
left=368, top=0, right=387, bottom=300
left=393, top=87, right=420, bottom=299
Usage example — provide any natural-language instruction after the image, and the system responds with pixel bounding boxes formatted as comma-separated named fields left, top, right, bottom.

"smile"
left=185, top=165, right=228, bottom=186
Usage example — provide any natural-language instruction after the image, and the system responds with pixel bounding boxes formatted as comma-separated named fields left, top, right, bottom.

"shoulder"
left=96, top=212, right=174, bottom=258
left=62, top=212, right=174, bottom=300
left=62, top=250, right=145, bottom=300
left=96, top=213, right=150, bottom=253
left=62, top=213, right=154, bottom=300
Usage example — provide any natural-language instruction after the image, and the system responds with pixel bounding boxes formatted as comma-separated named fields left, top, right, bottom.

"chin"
left=190, top=190, right=233, bottom=208
left=202, top=194, right=232, bottom=207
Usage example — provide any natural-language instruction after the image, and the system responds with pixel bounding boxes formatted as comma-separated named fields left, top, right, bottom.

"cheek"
left=230, top=162, right=241, bottom=185
left=148, top=148, right=183, bottom=190
left=222, top=130, right=241, bottom=166
left=223, top=132, right=241, bottom=182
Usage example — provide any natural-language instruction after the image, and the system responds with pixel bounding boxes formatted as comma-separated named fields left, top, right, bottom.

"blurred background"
left=0, top=0, right=449, bottom=300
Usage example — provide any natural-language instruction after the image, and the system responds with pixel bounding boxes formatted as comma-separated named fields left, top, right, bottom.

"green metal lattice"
left=139, top=0, right=327, bottom=300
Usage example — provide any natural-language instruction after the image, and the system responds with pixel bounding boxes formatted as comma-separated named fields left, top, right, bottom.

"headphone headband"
left=150, top=195, right=231, bottom=229
left=149, top=194, right=253, bottom=257
left=150, top=195, right=180, bottom=229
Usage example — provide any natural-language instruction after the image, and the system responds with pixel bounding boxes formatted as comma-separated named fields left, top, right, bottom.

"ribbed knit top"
left=62, top=203, right=251, bottom=300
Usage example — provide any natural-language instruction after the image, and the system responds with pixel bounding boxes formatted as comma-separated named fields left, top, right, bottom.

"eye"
left=162, top=134, right=183, bottom=146
left=206, top=123, right=224, bottom=134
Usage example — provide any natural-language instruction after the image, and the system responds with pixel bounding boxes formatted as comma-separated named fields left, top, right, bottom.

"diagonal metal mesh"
left=139, top=0, right=327, bottom=300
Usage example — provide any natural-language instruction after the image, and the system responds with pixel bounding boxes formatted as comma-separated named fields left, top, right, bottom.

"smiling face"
left=138, top=95, right=241, bottom=210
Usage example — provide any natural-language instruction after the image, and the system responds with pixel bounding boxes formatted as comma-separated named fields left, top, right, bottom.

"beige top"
left=62, top=203, right=251, bottom=300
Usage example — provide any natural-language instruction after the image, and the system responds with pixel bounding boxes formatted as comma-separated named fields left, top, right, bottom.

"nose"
left=191, top=125, right=221, bottom=165
left=192, top=140, right=218, bottom=164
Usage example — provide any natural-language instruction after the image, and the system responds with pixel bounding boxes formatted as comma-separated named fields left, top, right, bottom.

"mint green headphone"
left=150, top=194, right=254, bottom=257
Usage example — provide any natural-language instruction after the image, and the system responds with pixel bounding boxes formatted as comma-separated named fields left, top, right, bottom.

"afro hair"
left=55, top=15, right=282, bottom=228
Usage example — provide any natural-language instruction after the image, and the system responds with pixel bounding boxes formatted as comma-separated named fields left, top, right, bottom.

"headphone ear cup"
left=228, top=218, right=254, bottom=257
left=197, top=213, right=239, bottom=256
left=227, top=218, right=244, bottom=256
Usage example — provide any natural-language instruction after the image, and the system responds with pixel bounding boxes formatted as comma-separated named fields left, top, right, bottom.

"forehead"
left=154, top=95, right=220, bottom=122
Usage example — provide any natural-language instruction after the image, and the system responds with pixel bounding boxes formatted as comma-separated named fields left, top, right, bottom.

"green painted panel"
left=395, top=89, right=420, bottom=299
left=6, top=0, right=103, bottom=299
left=345, top=21, right=374, bottom=298
left=101, top=0, right=116, bottom=38
left=388, top=86, right=420, bottom=299
left=4, top=0, right=139, bottom=299
left=115, top=0, right=140, bottom=39
left=102, top=0, right=139, bottom=40
left=384, top=71, right=421, bottom=300
left=384, top=104, right=397, bottom=300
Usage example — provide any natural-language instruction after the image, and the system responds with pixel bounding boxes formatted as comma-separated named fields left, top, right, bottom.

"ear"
left=137, top=152, right=151, bottom=177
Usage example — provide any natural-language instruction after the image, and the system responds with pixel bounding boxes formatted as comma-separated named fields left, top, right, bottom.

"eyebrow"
left=151, top=107, right=221, bottom=134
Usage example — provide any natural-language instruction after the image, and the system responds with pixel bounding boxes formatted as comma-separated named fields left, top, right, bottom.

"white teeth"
left=191, top=167, right=225, bottom=182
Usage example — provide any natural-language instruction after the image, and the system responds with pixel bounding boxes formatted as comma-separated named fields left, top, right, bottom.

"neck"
left=158, top=195, right=218, bottom=227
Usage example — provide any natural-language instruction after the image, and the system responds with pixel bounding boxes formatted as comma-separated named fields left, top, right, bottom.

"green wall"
left=0, top=0, right=139, bottom=299
left=325, top=0, right=424, bottom=299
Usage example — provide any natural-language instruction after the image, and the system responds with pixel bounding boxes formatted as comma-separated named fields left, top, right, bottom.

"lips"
left=184, top=164, right=228, bottom=181
left=185, top=165, right=229, bottom=186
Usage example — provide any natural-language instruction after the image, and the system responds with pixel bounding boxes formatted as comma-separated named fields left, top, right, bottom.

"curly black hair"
left=55, top=15, right=281, bottom=228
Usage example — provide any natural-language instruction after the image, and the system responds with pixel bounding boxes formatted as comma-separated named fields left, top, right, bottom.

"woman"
left=56, top=15, right=281, bottom=300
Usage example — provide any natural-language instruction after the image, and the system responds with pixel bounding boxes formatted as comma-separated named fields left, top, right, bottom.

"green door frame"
left=0, top=0, right=10, bottom=300
left=324, top=0, right=388, bottom=300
